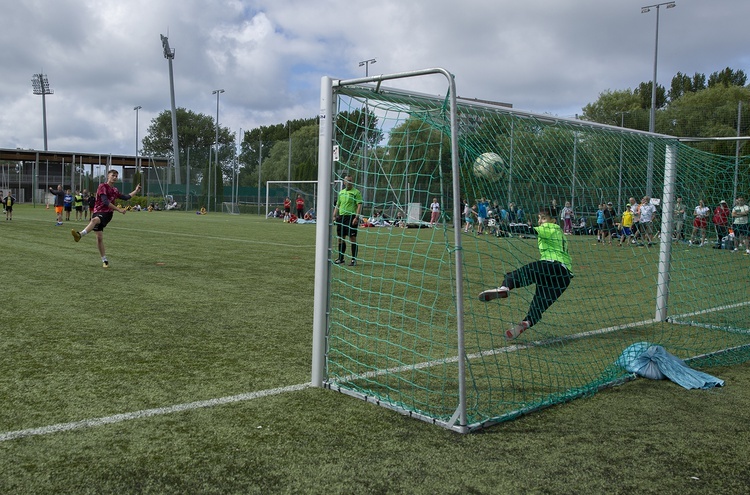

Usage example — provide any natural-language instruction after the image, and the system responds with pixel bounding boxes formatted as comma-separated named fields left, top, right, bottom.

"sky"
left=1, top=0, right=748, bottom=157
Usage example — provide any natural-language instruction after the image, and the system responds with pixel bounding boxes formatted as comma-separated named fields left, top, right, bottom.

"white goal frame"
left=222, top=202, right=240, bottom=215
left=264, top=180, right=319, bottom=218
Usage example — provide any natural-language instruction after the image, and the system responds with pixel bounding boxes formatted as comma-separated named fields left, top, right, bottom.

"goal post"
left=312, top=69, right=750, bottom=433
left=221, top=202, right=240, bottom=215
left=265, top=180, right=319, bottom=218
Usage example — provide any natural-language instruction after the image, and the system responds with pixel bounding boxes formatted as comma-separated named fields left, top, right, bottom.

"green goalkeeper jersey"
left=535, top=222, right=572, bottom=272
left=337, top=186, right=362, bottom=216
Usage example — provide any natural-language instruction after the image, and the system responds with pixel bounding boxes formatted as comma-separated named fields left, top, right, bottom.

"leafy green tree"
left=239, top=118, right=318, bottom=187
left=667, top=71, right=708, bottom=101
left=708, top=67, right=747, bottom=88
left=141, top=108, right=234, bottom=203
left=634, top=81, right=668, bottom=112
left=580, top=89, right=643, bottom=127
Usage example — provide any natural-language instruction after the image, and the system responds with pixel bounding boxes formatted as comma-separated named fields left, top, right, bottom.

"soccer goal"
left=311, top=68, right=750, bottom=433
left=264, top=180, right=319, bottom=219
left=222, top=202, right=240, bottom=215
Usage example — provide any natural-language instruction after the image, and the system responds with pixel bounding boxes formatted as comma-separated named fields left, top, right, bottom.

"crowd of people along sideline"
left=457, top=194, right=750, bottom=255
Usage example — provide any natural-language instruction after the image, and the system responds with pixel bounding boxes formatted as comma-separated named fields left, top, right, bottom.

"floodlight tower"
left=161, top=34, right=182, bottom=184
left=641, top=1, right=676, bottom=196
left=31, top=73, right=53, bottom=151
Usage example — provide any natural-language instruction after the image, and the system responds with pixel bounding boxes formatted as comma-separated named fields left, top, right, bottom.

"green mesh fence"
left=323, top=81, right=750, bottom=431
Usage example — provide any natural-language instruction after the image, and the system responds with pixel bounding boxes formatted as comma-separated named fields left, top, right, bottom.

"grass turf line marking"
left=0, top=383, right=310, bottom=443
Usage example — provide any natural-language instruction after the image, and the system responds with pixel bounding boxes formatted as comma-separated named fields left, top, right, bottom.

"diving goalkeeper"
left=478, top=207, right=573, bottom=339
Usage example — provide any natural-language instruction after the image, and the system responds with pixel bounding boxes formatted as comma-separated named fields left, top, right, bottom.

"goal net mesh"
left=323, top=83, right=750, bottom=430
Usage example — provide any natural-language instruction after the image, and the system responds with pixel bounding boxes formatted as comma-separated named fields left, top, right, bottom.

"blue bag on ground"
left=616, top=342, right=724, bottom=390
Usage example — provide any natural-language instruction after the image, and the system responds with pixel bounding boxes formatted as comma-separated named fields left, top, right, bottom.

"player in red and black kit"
left=283, top=196, right=292, bottom=215
left=71, top=169, right=141, bottom=268
left=295, top=194, right=305, bottom=219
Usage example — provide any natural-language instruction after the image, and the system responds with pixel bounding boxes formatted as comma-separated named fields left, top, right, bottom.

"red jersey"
left=296, top=197, right=304, bottom=209
left=94, top=182, right=121, bottom=213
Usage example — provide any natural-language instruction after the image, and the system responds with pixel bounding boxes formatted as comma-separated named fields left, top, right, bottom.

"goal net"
left=312, top=70, right=750, bottom=432
left=264, top=180, right=318, bottom=219
left=222, top=202, right=240, bottom=215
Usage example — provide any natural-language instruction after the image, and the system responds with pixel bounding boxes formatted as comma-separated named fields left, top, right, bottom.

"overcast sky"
left=1, top=0, right=748, bottom=156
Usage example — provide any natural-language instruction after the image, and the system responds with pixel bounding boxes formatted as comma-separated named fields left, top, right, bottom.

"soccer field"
left=1, top=204, right=749, bottom=494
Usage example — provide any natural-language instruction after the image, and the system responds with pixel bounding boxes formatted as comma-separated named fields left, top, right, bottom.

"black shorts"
left=336, top=215, right=358, bottom=238
left=64, top=205, right=72, bottom=212
left=92, top=212, right=114, bottom=232
left=5, top=206, right=11, bottom=212
left=75, top=206, right=83, bottom=212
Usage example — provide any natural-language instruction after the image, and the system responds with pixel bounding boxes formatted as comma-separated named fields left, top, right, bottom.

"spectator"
left=49, top=185, right=65, bottom=225
left=673, top=196, right=686, bottom=241
left=712, top=200, right=730, bottom=249
left=429, top=197, right=440, bottom=226
left=63, top=189, right=73, bottom=221
left=561, top=201, right=574, bottom=235
left=731, top=197, right=750, bottom=254
left=638, top=196, right=657, bottom=246
left=3, top=190, right=15, bottom=221
left=295, top=194, right=305, bottom=219
left=619, top=204, right=634, bottom=246
left=689, top=200, right=709, bottom=247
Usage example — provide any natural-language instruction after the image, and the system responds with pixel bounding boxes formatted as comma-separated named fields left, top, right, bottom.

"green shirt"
left=534, top=222, right=572, bottom=272
left=337, top=187, right=362, bottom=216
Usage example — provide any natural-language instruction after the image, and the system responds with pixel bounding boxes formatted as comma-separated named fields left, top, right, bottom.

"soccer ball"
left=472, top=152, right=506, bottom=182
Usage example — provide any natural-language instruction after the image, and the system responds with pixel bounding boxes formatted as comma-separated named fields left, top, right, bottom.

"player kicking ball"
left=478, top=208, right=573, bottom=339
left=71, top=169, right=141, bottom=268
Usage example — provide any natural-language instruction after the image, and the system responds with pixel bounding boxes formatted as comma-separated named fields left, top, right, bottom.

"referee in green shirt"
left=478, top=207, right=573, bottom=339
left=332, top=175, right=363, bottom=266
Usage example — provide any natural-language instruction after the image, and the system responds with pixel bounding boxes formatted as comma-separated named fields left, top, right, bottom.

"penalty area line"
left=0, top=382, right=310, bottom=443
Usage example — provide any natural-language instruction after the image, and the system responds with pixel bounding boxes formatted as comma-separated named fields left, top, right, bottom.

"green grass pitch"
left=0, top=204, right=749, bottom=494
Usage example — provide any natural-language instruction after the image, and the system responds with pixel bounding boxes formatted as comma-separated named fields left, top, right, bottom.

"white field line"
left=0, top=383, right=310, bottom=443
left=3, top=301, right=747, bottom=443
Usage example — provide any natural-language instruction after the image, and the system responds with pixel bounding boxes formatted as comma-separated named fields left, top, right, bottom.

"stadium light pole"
left=358, top=58, right=376, bottom=205
left=641, top=1, right=675, bottom=197
left=134, top=106, right=142, bottom=174
left=31, top=73, right=53, bottom=151
left=160, top=34, right=182, bottom=185
left=212, top=89, right=225, bottom=213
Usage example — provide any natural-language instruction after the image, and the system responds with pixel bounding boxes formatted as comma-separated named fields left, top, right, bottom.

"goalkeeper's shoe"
left=506, top=321, right=530, bottom=340
left=71, top=229, right=81, bottom=242
left=478, top=286, right=509, bottom=302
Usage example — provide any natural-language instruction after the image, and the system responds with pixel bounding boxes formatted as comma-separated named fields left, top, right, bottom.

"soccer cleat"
left=478, top=286, right=510, bottom=302
left=506, top=321, right=530, bottom=340
left=56, top=222, right=63, bottom=226
left=71, top=230, right=81, bottom=242
left=333, top=258, right=345, bottom=265
left=349, top=259, right=357, bottom=266
left=102, top=260, right=109, bottom=268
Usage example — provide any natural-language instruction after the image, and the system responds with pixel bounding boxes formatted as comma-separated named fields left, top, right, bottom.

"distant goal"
left=222, top=202, right=240, bottom=215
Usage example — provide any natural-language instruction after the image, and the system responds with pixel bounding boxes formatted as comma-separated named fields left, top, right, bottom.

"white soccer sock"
left=80, top=229, right=88, bottom=236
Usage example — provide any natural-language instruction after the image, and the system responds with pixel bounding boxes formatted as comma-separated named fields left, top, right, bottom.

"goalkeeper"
left=478, top=207, right=573, bottom=339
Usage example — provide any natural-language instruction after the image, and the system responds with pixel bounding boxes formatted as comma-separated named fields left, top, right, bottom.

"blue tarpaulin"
left=616, top=342, right=724, bottom=390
